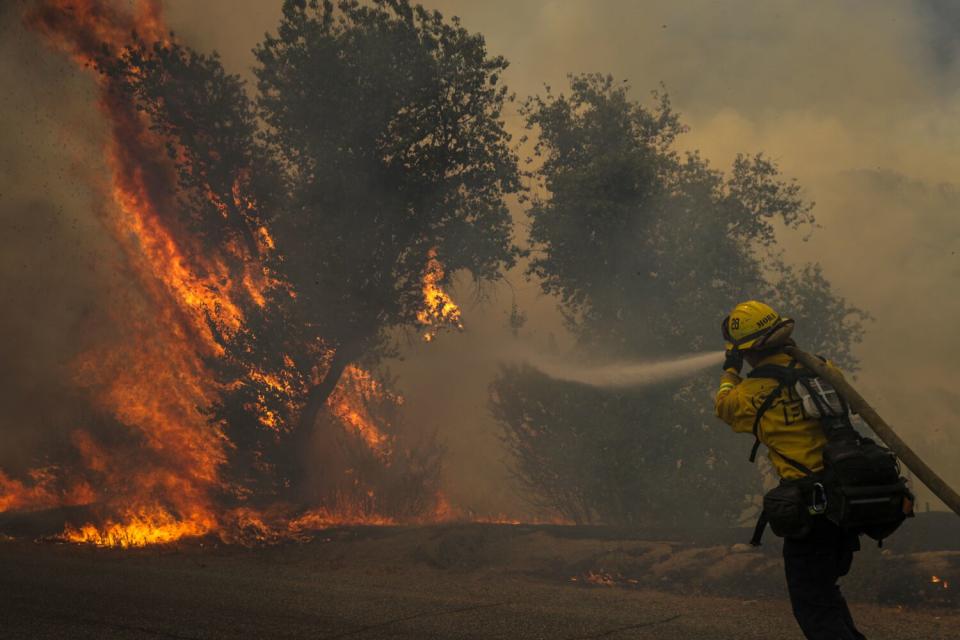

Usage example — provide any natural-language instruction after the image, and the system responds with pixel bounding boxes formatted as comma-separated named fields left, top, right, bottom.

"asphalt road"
left=1, top=527, right=956, bottom=639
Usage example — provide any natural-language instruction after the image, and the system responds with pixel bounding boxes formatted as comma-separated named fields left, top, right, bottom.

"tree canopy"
left=491, top=74, right=868, bottom=526
left=254, top=0, right=521, bottom=433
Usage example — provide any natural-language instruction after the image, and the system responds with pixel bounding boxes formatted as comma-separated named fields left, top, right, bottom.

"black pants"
left=783, top=517, right=865, bottom=640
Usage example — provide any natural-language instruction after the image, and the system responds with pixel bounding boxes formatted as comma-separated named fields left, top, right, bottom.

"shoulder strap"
left=746, top=363, right=817, bottom=382
left=748, top=381, right=785, bottom=462
left=744, top=359, right=817, bottom=477
left=747, top=360, right=799, bottom=463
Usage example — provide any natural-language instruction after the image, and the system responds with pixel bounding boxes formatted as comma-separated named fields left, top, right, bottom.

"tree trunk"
left=785, top=346, right=960, bottom=518
left=284, top=345, right=358, bottom=500
left=297, top=345, right=356, bottom=436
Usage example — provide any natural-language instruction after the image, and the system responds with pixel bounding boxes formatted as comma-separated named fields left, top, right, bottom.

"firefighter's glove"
left=722, top=349, right=743, bottom=374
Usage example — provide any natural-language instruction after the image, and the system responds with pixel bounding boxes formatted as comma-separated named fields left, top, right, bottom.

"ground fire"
left=931, top=575, right=950, bottom=590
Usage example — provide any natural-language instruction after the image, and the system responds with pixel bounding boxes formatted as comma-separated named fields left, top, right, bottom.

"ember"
left=930, top=575, right=950, bottom=589
left=570, top=570, right=638, bottom=588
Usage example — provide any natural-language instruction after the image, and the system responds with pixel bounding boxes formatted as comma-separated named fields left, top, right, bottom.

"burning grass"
left=63, top=508, right=215, bottom=548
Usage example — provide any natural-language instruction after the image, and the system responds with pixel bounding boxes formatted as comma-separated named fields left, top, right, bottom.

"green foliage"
left=523, top=74, right=822, bottom=355
left=492, top=365, right=743, bottom=526
left=255, top=0, right=520, bottom=352
left=494, top=74, right=868, bottom=526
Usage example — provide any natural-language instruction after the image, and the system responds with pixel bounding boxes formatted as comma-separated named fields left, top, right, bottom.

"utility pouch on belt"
left=762, top=480, right=815, bottom=540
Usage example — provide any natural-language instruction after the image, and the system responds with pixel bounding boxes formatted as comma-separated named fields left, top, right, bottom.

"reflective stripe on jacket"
left=714, top=352, right=842, bottom=480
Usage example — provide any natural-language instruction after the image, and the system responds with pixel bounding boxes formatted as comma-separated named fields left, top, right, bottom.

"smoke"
left=123, top=2, right=960, bottom=520
left=525, top=351, right=724, bottom=389
left=393, top=0, right=960, bottom=510
left=6, top=0, right=960, bottom=517
left=0, top=3, right=124, bottom=476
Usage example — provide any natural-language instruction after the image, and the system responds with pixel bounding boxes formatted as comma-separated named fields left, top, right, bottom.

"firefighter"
left=715, top=300, right=866, bottom=640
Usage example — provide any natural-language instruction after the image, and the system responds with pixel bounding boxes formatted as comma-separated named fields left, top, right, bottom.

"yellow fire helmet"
left=721, top=300, right=795, bottom=352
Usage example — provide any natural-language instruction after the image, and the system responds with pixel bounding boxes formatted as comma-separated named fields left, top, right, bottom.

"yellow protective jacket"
left=714, top=352, right=844, bottom=480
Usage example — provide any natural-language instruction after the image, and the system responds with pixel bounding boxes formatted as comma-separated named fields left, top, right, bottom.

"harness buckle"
left=809, top=482, right=828, bottom=514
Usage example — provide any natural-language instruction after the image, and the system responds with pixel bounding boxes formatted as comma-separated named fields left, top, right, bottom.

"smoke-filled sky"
left=3, top=0, right=959, bottom=513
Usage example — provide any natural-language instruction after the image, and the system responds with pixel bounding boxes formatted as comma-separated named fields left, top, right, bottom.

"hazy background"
left=3, top=0, right=958, bottom=514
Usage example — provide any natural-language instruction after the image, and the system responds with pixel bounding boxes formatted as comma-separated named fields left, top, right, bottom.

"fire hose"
left=785, top=346, right=960, bottom=518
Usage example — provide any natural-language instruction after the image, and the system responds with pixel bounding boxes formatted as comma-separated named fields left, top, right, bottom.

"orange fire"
left=0, top=0, right=545, bottom=547
left=327, top=366, right=395, bottom=460
left=63, top=508, right=216, bottom=548
left=931, top=575, right=951, bottom=589
left=0, top=468, right=93, bottom=513
left=289, top=506, right=395, bottom=532
left=8, top=0, right=297, bottom=547
left=1, top=0, right=445, bottom=547
left=417, top=248, right=463, bottom=342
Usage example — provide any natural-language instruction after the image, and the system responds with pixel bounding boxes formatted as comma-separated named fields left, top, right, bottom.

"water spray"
left=526, top=351, right=725, bottom=388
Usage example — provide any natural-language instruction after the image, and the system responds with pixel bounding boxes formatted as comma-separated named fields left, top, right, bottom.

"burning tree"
left=250, top=0, right=520, bottom=442
left=491, top=74, right=868, bottom=527
left=3, top=0, right=517, bottom=543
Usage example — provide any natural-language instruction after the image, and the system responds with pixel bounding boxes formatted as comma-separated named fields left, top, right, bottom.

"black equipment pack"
left=746, top=358, right=913, bottom=546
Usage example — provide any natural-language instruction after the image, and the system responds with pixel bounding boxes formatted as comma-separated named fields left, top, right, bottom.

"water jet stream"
left=526, top=351, right=725, bottom=388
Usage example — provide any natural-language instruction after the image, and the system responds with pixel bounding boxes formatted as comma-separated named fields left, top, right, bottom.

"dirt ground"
left=1, top=524, right=957, bottom=639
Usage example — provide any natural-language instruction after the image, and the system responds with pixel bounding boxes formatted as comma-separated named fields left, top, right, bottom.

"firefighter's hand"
left=722, top=349, right=743, bottom=374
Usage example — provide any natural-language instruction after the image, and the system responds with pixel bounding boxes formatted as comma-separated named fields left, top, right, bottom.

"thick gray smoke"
left=527, top=351, right=725, bottom=388
left=8, top=0, right=959, bottom=516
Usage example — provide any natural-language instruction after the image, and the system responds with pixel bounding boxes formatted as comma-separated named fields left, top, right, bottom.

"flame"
left=63, top=507, right=216, bottom=548
left=0, top=468, right=93, bottom=513
left=6, top=0, right=401, bottom=537
left=931, top=575, right=950, bottom=589
left=28, top=0, right=168, bottom=63
left=15, top=0, right=260, bottom=545
left=327, top=366, right=394, bottom=460
left=246, top=363, right=301, bottom=431
left=0, top=0, right=558, bottom=547
left=289, top=507, right=395, bottom=532
left=417, top=248, right=463, bottom=342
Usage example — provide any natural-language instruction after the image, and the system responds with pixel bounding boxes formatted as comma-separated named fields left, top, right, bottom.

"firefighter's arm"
left=714, top=371, right=743, bottom=427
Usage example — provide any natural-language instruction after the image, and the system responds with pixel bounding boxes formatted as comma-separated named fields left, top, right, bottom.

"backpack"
left=746, top=358, right=913, bottom=546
